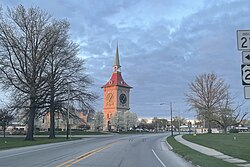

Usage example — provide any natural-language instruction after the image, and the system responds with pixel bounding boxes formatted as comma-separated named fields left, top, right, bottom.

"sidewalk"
left=174, top=135, right=250, bottom=167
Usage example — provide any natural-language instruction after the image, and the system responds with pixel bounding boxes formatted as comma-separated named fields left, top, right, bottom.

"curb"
left=165, top=136, right=173, bottom=150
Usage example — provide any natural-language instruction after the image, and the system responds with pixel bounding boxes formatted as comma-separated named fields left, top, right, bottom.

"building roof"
left=102, top=71, right=132, bottom=88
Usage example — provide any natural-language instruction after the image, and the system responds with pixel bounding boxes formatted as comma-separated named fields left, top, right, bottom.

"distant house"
left=36, top=111, right=92, bottom=131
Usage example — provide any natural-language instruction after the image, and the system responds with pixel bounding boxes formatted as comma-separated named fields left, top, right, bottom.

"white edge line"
left=152, top=149, right=166, bottom=167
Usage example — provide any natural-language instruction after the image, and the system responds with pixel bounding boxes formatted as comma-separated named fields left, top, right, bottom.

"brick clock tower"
left=102, top=46, right=132, bottom=131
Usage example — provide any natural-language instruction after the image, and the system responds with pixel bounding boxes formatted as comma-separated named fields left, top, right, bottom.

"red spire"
left=102, top=45, right=132, bottom=88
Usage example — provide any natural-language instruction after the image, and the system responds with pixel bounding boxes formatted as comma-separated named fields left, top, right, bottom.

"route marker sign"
left=241, top=64, right=250, bottom=85
left=244, top=86, right=250, bottom=99
left=242, top=51, right=250, bottom=64
left=237, top=30, right=250, bottom=50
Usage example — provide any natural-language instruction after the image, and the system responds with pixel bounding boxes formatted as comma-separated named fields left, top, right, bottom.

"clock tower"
left=102, top=45, right=132, bottom=131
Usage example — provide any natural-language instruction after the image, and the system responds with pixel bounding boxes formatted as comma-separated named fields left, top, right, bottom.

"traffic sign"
left=237, top=30, right=250, bottom=50
left=244, top=86, right=250, bottom=99
left=242, top=51, right=250, bottom=64
left=242, top=64, right=250, bottom=85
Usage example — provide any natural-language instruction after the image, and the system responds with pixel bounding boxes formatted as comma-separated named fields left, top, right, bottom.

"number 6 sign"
left=242, top=64, right=250, bottom=85
left=237, top=30, right=250, bottom=50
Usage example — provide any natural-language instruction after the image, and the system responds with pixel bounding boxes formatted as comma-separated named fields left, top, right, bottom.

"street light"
left=160, top=101, right=173, bottom=136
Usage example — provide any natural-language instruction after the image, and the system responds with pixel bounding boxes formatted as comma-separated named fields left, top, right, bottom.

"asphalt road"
left=0, top=133, right=194, bottom=167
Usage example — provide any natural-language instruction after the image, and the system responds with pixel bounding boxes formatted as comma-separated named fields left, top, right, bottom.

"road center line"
left=152, top=149, right=166, bottom=167
left=68, top=144, right=112, bottom=166
left=56, top=142, right=117, bottom=167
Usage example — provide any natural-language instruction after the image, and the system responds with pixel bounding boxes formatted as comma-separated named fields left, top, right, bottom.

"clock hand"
left=122, top=96, right=126, bottom=102
left=108, top=94, right=113, bottom=102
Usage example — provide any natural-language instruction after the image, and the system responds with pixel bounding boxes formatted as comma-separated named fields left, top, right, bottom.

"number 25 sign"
left=242, top=65, right=250, bottom=85
left=237, top=30, right=250, bottom=50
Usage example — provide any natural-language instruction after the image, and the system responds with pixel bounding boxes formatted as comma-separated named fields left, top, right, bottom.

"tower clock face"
left=119, top=93, right=127, bottom=104
left=106, top=93, right=114, bottom=105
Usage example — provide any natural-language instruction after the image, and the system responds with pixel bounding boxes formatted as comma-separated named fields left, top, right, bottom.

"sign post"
left=237, top=30, right=250, bottom=99
left=244, top=87, right=250, bottom=99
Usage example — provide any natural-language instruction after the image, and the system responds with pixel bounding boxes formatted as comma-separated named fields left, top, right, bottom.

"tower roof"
left=101, top=71, right=132, bottom=88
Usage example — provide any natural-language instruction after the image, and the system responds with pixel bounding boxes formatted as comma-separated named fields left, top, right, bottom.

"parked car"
left=9, top=129, right=26, bottom=135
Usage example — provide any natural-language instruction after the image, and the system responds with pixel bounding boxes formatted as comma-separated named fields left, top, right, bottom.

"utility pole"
left=160, top=101, right=173, bottom=136
left=178, top=110, right=180, bottom=135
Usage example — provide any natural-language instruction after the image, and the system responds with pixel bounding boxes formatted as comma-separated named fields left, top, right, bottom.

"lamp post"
left=160, top=101, right=173, bottom=136
left=170, top=101, right=173, bottom=136
left=178, top=110, right=181, bottom=135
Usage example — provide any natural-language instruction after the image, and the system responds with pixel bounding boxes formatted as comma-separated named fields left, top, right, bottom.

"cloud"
left=1, top=0, right=249, bottom=119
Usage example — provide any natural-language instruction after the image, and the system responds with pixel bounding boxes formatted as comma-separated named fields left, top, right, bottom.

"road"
left=0, top=133, right=193, bottom=167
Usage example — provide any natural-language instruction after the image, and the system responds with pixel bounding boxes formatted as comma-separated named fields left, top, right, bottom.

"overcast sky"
left=1, top=0, right=250, bottom=120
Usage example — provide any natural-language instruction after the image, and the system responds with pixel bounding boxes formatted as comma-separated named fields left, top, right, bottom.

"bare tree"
left=0, top=108, right=14, bottom=138
left=42, top=20, right=97, bottom=138
left=172, top=116, right=186, bottom=131
left=0, top=5, right=77, bottom=140
left=152, top=117, right=168, bottom=131
left=186, top=73, right=228, bottom=133
left=211, top=91, right=247, bottom=133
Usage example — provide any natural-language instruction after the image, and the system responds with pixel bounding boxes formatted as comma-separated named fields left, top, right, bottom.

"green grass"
left=167, top=136, right=237, bottom=167
left=0, top=137, right=80, bottom=150
left=183, top=133, right=250, bottom=162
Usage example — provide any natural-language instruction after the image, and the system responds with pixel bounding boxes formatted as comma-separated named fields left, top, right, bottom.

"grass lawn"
left=167, top=136, right=237, bottom=167
left=0, top=137, right=80, bottom=150
left=183, top=133, right=250, bottom=162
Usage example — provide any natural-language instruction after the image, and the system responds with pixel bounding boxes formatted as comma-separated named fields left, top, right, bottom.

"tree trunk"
left=3, top=127, right=6, bottom=138
left=25, top=97, right=36, bottom=141
left=223, top=126, right=227, bottom=134
left=49, top=92, right=55, bottom=138
left=49, top=107, right=55, bottom=138
left=25, top=108, right=35, bottom=140
left=207, top=111, right=212, bottom=133
left=208, top=120, right=212, bottom=133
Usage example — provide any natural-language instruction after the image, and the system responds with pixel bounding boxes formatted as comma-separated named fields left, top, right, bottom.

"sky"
left=1, top=0, right=250, bottom=120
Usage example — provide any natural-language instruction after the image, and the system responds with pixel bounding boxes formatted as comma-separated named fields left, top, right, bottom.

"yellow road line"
left=55, top=146, right=103, bottom=167
left=68, top=143, right=113, bottom=166
left=55, top=142, right=116, bottom=167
